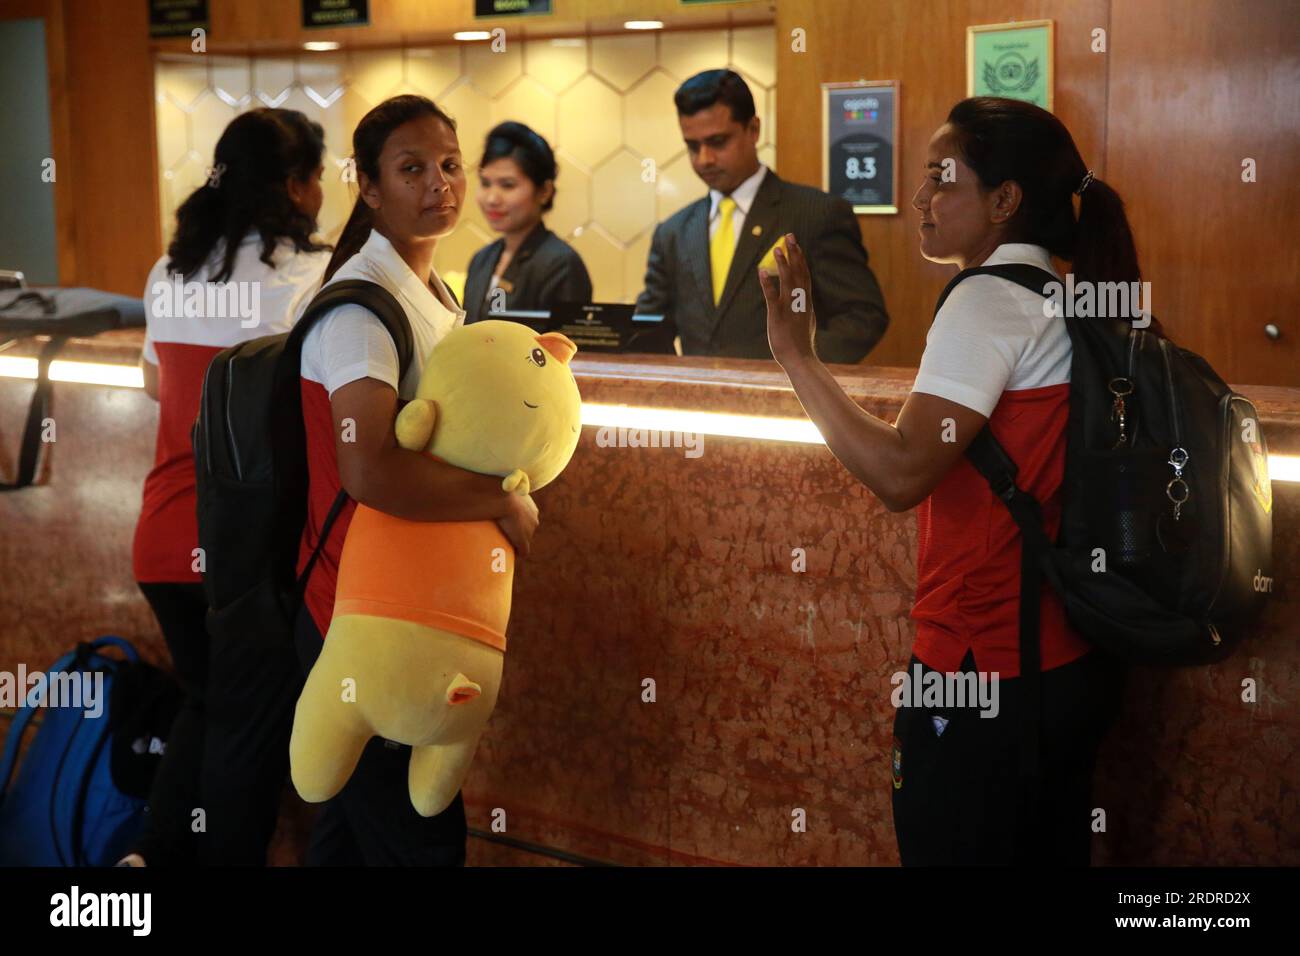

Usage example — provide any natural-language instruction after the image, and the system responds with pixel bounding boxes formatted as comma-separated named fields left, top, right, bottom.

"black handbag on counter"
left=0, top=286, right=146, bottom=490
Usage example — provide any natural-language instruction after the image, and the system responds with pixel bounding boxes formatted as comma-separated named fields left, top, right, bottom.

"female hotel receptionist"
left=463, top=121, right=592, bottom=323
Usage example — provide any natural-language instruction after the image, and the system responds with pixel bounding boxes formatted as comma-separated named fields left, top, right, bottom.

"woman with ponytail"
left=124, top=108, right=332, bottom=866
left=762, top=97, right=1139, bottom=865
left=295, top=95, right=538, bottom=866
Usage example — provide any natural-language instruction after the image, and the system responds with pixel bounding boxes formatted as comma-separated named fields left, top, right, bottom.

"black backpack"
left=192, top=279, right=414, bottom=622
left=940, top=263, right=1273, bottom=667
left=935, top=261, right=1279, bottom=822
left=937, top=264, right=1274, bottom=817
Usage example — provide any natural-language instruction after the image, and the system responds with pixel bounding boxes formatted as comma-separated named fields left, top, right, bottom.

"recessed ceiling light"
left=624, top=20, right=664, bottom=31
left=303, top=41, right=340, bottom=52
left=453, top=31, right=492, bottom=41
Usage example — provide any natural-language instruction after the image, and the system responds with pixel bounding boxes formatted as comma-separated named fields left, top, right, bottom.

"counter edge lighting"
left=1, top=356, right=1297, bottom=481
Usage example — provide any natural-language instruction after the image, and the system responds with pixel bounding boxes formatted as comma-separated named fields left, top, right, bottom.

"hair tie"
left=205, top=163, right=227, bottom=189
left=1075, top=169, right=1095, bottom=196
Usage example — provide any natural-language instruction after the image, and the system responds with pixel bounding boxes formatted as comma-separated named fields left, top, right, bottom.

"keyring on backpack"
left=1166, top=475, right=1190, bottom=520
left=1108, top=377, right=1133, bottom=447
left=1165, top=446, right=1190, bottom=519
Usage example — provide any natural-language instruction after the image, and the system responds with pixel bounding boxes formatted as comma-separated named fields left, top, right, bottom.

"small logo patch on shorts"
left=891, top=736, right=903, bottom=789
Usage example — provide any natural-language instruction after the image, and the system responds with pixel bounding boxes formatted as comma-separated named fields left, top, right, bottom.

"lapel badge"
left=751, top=224, right=762, bottom=237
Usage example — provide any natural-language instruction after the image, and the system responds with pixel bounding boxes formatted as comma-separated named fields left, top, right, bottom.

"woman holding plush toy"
left=294, top=94, right=538, bottom=865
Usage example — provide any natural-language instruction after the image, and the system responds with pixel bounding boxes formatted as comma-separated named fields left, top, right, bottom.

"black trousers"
left=134, top=579, right=304, bottom=865
left=294, top=607, right=468, bottom=866
left=133, top=582, right=209, bottom=865
left=890, top=648, right=1125, bottom=866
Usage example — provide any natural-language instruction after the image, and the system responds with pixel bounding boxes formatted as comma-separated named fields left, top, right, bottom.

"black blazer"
left=463, top=222, right=592, bottom=325
left=634, top=169, right=889, bottom=363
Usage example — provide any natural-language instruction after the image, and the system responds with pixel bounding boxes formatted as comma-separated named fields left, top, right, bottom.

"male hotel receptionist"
left=637, top=69, right=889, bottom=363
left=464, top=121, right=592, bottom=324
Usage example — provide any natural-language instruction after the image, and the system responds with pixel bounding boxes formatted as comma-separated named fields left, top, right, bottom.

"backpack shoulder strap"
left=71, top=718, right=116, bottom=867
left=965, top=428, right=1054, bottom=820
left=940, top=260, right=1060, bottom=510
left=280, top=280, right=415, bottom=599
left=933, top=263, right=1059, bottom=317
left=288, top=278, right=416, bottom=380
left=86, top=635, right=138, bottom=664
left=937, top=262, right=1060, bottom=821
left=0, top=700, right=39, bottom=802
left=940, top=261, right=1059, bottom=506
left=964, top=429, right=1061, bottom=564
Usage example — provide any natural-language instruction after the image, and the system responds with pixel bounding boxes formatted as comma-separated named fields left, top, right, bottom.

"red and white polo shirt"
left=133, top=234, right=329, bottom=583
left=909, top=242, right=1092, bottom=678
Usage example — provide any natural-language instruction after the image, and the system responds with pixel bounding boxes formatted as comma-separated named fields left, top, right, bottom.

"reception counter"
left=1, top=328, right=1297, bottom=866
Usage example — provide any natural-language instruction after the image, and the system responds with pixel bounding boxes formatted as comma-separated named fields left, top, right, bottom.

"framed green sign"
left=967, top=19, right=1054, bottom=111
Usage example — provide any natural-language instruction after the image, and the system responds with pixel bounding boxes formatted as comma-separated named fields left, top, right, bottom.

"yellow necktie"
left=710, top=195, right=737, bottom=305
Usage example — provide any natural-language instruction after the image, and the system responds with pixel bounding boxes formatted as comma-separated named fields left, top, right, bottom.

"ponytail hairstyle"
left=166, top=108, right=329, bottom=283
left=322, top=94, right=458, bottom=283
left=479, top=121, right=559, bottom=211
left=945, top=96, right=1163, bottom=336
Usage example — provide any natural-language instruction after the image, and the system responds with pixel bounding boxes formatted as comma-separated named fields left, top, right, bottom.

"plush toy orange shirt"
left=333, top=506, right=513, bottom=651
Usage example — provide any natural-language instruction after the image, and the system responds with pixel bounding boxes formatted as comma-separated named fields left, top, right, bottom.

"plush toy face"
left=413, top=320, right=582, bottom=491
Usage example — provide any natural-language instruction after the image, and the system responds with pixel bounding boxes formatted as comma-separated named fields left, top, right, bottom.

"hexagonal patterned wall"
left=154, top=27, right=775, bottom=304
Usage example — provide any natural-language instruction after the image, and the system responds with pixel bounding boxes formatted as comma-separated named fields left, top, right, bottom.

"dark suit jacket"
left=635, top=169, right=889, bottom=362
left=463, top=222, right=592, bottom=324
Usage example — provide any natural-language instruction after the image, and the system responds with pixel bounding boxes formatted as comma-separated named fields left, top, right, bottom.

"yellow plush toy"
left=289, top=320, right=582, bottom=817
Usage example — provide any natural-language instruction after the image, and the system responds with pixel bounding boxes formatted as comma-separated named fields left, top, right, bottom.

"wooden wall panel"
left=775, top=0, right=1298, bottom=385
left=1105, top=0, right=1300, bottom=386
left=776, top=0, right=1110, bottom=367
left=62, top=0, right=161, bottom=294
left=153, top=0, right=775, bottom=52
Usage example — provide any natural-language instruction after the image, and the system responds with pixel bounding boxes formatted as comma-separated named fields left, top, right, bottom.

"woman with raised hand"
left=761, top=97, right=1139, bottom=866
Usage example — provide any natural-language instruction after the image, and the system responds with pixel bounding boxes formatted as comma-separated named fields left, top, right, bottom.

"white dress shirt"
left=707, top=164, right=769, bottom=253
